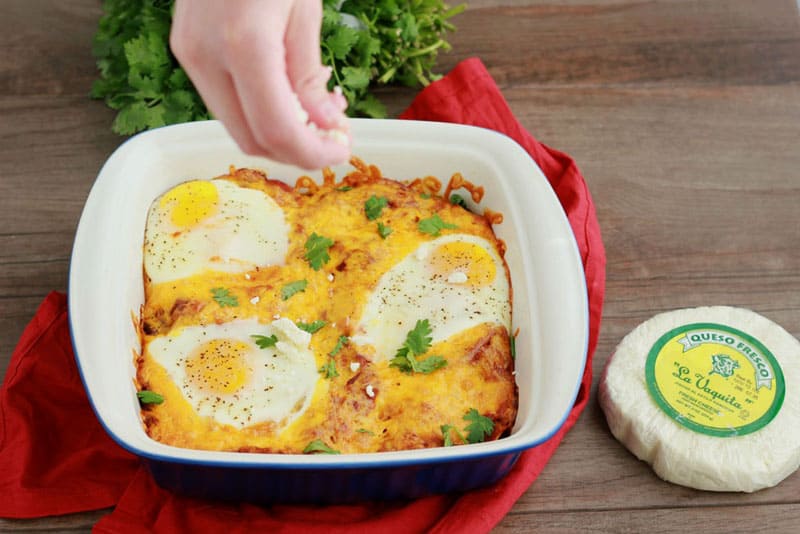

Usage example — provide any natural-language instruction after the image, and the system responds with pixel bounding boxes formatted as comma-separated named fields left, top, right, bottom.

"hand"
left=170, top=0, right=351, bottom=170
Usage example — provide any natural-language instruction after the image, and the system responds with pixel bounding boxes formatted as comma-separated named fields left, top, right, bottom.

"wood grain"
left=1, top=0, right=799, bottom=531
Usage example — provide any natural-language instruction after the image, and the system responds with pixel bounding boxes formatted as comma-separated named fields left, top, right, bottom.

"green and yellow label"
left=646, top=322, right=784, bottom=437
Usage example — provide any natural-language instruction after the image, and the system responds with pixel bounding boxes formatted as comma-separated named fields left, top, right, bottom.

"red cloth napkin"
left=0, top=57, right=605, bottom=533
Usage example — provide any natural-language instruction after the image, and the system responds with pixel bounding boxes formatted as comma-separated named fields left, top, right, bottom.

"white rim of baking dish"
left=68, top=119, right=589, bottom=469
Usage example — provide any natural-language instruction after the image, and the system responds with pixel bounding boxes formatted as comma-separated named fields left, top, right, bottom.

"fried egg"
left=144, top=179, right=288, bottom=284
left=351, top=234, right=511, bottom=361
left=146, top=317, right=318, bottom=429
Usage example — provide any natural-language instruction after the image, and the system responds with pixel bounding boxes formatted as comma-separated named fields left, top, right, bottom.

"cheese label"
left=646, top=322, right=785, bottom=437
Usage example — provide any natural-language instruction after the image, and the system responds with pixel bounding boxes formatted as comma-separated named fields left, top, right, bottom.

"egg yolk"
left=185, top=338, right=250, bottom=394
left=160, top=180, right=219, bottom=228
left=427, top=241, right=496, bottom=286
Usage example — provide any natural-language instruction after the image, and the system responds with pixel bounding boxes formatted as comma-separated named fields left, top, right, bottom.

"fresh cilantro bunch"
left=321, top=0, right=466, bottom=118
left=90, top=0, right=209, bottom=134
left=91, top=0, right=465, bottom=135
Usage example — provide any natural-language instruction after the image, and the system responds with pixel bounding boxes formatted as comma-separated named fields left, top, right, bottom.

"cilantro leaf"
left=441, top=424, right=454, bottom=447
left=296, top=320, right=327, bottom=334
left=137, top=390, right=164, bottom=405
left=390, top=352, right=447, bottom=374
left=440, top=424, right=465, bottom=447
left=418, top=214, right=458, bottom=236
left=303, top=439, right=340, bottom=455
left=112, top=101, right=159, bottom=135
left=336, top=185, right=353, bottom=192
left=377, top=222, right=392, bottom=239
left=251, top=334, right=278, bottom=349
left=304, top=233, right=334, bottom=270
left=389, top=352, right=412, bottom=372
left=352, top=92, right=387, bottom=119
left=450, top=194, right=468, bottom=208
left=441, top=409, right=494, bottom=447
left=329, top=335, right=349, bottom=356
left=281, top=279, right=308, bottom=300
left=464, top=409, right=495, bottom=444
left=415, top=355, right=448, bottom=374
left=341, top=65, right=371, bottom=91
left=325, top=22, right=361, bottom=60
left=356, top=428, right=374, bottom=435
left=364, top=195, right=389, bottom=220
left=405, top=319, right=433, bottom=355
left=319, top=357, right=339, bottom=379
left=389, top=320, right=448, bottom=374
left=211, top=287, right=238, bottom=307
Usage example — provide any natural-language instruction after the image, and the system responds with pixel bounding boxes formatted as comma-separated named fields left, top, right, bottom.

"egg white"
left=146, top=318, right=318, bottom=429
left=143, top=179, right=289, bottom=284
left=351, top=234, right=511, bottom=362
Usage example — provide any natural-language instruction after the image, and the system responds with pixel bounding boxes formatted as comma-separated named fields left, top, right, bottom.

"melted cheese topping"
left=138, top=166, right=517, bottom=454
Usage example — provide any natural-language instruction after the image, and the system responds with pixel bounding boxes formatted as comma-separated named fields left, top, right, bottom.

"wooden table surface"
left=2, top=0, right=800, bottom=531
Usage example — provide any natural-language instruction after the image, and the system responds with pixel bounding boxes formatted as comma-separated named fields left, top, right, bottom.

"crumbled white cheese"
left=290, top=90, right=350, bottom=146
left=249, top=296, right=260, bottom=305
left=270, top=317, right=312, bottom=348
left=327, top=273, right=334, bottom=282
left=244, top=273, right=251, bottom=280
left=365, top=384, right=375, bottom=398
left=350, top=362, right=361, bottom=373
left=447, top=271, right=468, bottom=284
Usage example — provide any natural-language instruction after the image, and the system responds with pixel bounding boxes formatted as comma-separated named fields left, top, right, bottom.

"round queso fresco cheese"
left=599, top=306, right=800, bottom=492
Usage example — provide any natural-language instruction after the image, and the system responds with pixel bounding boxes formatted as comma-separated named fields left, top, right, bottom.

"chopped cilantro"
left=391, top=352, right=447, bottom=374
left=420, top=192, right=431, bottom=199
left=377, top=222, right=393, bottom=239
left=389, top=320, right=448, bottom=374
left=364, top=195, right=388, bottom=220
left=440, top=409, right=494, bottom=446
left=336, top=185, right=353, bottom=191
left=356, top=428, right=374, bottom=435
left=319, top=357, right=339, bottom=379
left=418, top=214, right=458, bottom=236
left=464, top=409, right=495, bottom=444
left=403, top=319, right=433, bottom=355
left=329, top=335, right=349, bottom=356
left=441, top=424, right=465, bottom=447
left=304, top=233, right=334, bottom=270
left=449, top=194, right=468, bottom=208
left=137, top=390, right=164, bottom=405
left=296, top=320, right=327, bottom=334
left=251, top=334, right=278, bottom=349
left=510, top=330, right=517, bottom=360
left=211, top=287, right=238, bottom=307
left=303, top=439, right=340, bottom=455
left=281, top=279, right=308, bottom=300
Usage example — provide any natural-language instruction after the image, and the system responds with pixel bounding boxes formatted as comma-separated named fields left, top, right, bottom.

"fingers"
left=170, top=1, right=269, bottom=156
left=170, top=0, right=351, bottom=170
left=225, top=20, right=351, bottom=169
left=285, top=0, right=349, bottom=132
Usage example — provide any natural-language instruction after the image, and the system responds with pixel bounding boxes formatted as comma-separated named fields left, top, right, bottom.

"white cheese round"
left=599, top=306, right=800, bottom=492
